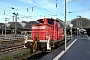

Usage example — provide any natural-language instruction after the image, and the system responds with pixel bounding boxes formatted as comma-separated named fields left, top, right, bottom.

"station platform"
left=40, top=35, right=90, bottom=60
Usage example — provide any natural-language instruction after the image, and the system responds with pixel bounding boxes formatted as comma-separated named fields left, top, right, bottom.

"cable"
left=30, top=0, right=56, bottom=16
left=48, top=0, right=64, bottom=16
left=68, top=9, right=90, bottom=13
left=0, top=0, right=57, bottom=19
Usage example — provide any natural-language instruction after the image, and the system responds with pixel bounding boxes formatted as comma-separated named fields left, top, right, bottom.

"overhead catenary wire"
left=0, top=0, right=62, bottom=19
left=0, top=0, right=90, bottom=22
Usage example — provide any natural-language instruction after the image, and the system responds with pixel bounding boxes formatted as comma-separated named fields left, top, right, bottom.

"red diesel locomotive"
left=25, top=18, right=64, bottom=52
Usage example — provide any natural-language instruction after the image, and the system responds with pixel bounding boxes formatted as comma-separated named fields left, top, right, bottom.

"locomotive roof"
left=37, top=18, right=60, bottom=22
left=37, top=18, right=64, bottom=27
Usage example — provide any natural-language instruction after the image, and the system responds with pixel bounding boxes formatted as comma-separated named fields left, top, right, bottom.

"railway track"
left=0, top=44, right=24, bottom=55
left=0, top=37, right=71, bottom=60
left=23, top=51, right=49, bottom=60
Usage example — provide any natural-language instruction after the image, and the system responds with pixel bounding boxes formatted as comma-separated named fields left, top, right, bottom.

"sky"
left=0, top=0, right=90, bottom=23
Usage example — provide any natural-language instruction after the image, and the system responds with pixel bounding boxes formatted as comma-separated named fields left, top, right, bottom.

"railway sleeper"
left=5, top=50, right=9, bottom=53
left=0, top=49, right=5, bottom=52
left=8, top=49, right=13, bottom=52
left=0, top=52, right=3, bottom=54
left=5, top=48, right=9, bottom=52
left=0, top=49, right=5, bottom=54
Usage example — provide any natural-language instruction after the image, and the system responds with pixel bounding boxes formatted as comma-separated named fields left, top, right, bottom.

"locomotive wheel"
left=33, top=40, right=38, bottom=52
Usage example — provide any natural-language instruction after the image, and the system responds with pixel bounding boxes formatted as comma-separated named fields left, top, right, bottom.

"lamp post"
left=77, top=16, right=81, bottom=37
left=5, top=18, right=8, bottom=39
left=77, top=28, right=79, bottom=39
left=2, top=25, right=4, bottom=35
left=64, top=0, right=67, bottom=51
left=12, top=13, right=18, bottom=37
left=12, top=15, right=14, bottom=22
left=0, top=26, right=1, bottom=35
left=68, top=12, right=73, bottom=39
left=12, top=7, right=18, bottom=37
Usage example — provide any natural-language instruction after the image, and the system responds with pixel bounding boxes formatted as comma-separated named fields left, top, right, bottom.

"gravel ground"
left=0, top=48, right=30, bottom=60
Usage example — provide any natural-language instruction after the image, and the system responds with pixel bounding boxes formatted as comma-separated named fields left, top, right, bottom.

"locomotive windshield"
left=38, top=19, right=44, bottom=24
left=58, top=23, right=60, bottom=27
left=47, top=19, right=54, bottom=25
left=39, top=20, right=44, bottom=24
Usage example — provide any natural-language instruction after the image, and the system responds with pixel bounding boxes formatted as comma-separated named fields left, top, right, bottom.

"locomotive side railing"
left=24, top=31, right=32, bottom=40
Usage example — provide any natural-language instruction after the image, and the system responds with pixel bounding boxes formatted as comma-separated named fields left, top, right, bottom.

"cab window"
left=58, top=22, right=60, bottom=27
left=39, top=21, right=44, bottom=24
left=38, top=19, right=44, bottom=24
left=47, top=19, right=54, bottom=25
